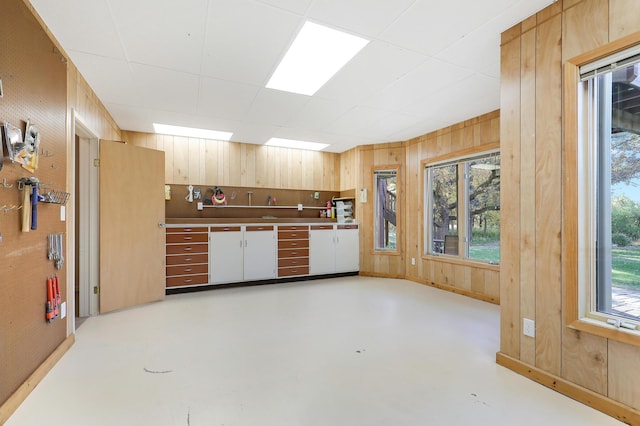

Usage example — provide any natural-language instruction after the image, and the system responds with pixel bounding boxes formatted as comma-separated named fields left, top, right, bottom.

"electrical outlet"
left=61, top=302, right=66, bottom=319
left=523, top=318, right=535, bottom=337
left=411, top=257, right=416, bottom=265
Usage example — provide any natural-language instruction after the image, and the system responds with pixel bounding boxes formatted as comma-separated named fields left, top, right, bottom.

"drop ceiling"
left=29, top=0, right=555, bottom=153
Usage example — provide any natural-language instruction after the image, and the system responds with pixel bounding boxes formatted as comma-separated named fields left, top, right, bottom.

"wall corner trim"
left=0, top=334, right=75, bottom=424
left=496, top=352, right=640, bottom=425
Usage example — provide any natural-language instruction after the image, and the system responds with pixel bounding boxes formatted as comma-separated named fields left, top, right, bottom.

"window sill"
left=370, top=249, right=401, bottom=256
left=568, top=317, right=640, bottom=348
left=422, top=254, right=500, bottom=271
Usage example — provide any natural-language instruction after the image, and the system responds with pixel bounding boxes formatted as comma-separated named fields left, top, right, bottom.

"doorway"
left=73, top=114, right=100, bottom=323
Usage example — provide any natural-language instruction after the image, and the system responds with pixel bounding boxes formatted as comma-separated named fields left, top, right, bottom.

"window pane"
left=431, top=164, right=458, bottom=254
left=467, top=156, right=501, bottom=263
left=596, top=62, right=640, bottom=322
left=374, top=171, right=397, bottom=251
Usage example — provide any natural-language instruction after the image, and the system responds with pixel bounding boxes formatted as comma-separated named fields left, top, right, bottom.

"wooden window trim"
left=372, top=164, right=401, bottom=255
left=563, top=31, right=640, bottom=348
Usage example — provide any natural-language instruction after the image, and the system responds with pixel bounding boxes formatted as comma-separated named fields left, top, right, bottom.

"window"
left=579, top=48, right=640, bottom=328
left=425, top=153, right=500, bottom=264
left=374, top=169, right=398, bottom=251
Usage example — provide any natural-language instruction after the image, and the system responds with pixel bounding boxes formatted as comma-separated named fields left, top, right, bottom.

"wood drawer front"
left=277, top=266, right=309, bottom=277
left=246, top=225, right=274, bottom=232
left=166, top=243, right=208, bottom=255
left=166, top=264, right=208, bottom=277
left=311, top=225, right=334, bottom=230
left=165, top=253, right=208, bottom=265
left=166, top=227, right=207, bottom=233
left=337, top=224, right=358, bottom=230
left=278, top=257, right=309, bottom=268
left=166, top=274, right=209, bottom=287
left=278, top=225, right=309, bottom=232
left=278, top=230, right=309, bottom=240
left=166, top=233, right=208, bottom=244
left=278, top=248, right=309, bottom=259
left=278, top=239, right=309, bottom=250
left=210, top=226, right=241, bottom=232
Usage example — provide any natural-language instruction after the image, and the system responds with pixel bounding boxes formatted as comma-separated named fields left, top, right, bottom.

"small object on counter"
left=165, top=185, right=171, bottom=200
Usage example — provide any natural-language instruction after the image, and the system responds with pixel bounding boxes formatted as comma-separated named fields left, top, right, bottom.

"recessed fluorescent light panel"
left=265, top=137, right=329, bottom=151
left=153, top=123, right=232, bottom=141
left=266, top=21, right=369, bottom=96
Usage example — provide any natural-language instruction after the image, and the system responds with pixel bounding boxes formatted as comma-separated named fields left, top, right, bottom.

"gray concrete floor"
left=7, top=277, right=623, bottom=426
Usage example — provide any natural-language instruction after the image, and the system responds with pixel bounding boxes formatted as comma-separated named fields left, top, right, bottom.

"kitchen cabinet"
left=309, top=225, right=336, bottom=275
left=165, top=227, right=210, bottom=288
left=210, top=226, right=243, bottom=284
left=243, top=225, right=276, bottom=281
left=277, top=225, right=310, bottom=277
left=335, top=224, right=359, bottom=272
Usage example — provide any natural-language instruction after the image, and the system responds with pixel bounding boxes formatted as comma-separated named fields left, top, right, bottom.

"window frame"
left=564, top=32, right=640, bottom=347
left=372, top=166, right=400, bottom=255
left=423, top=148, right=500, bottom=265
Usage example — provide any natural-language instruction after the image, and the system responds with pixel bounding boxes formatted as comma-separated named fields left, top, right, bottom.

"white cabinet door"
left=244, top=226, right=276, bottom=281
left=310, top=225, right=336, bottom=275
left=210, top=227, right=244, bottom=284
left=335, top=226, right=359, bottom=272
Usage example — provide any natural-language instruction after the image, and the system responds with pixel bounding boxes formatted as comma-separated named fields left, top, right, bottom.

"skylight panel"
left=266, top=21, right=369, bottom=96
left=153, top=123, right=232, bottom=141
left=265, top=137, right=329, bottom=151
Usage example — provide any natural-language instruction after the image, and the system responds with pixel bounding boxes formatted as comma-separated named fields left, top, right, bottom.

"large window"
left=579, top=49, right=640, bottom=328
left=374, top=169, right=398, bottom=251
left=426, top=153, right=500, bottom=263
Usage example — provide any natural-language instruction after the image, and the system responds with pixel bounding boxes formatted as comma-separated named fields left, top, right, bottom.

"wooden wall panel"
left=520, top=27, right=537, bottom=367
left=120, top=132, right=341, bottom=191
left=609, top=0, right=640, bottom=40
left=562, top=0, right=608, bottom=62
left=561, top=329, right=607, bottom=395
left=608, top=341, right=640, bottom=408
left=534, top=13, right=562, bottom=376
left=500, top=0, right=640, bottom=418
left=500, top=33, right=522, bottom=357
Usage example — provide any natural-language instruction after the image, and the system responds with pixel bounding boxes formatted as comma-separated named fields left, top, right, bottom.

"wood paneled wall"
left=403, top=111, right=501, bottom=303
left=0, top=0, right=68, bottom=409
left=121, top=131, right=340, bottom=191
left=499, top=0, right=640, bottom=419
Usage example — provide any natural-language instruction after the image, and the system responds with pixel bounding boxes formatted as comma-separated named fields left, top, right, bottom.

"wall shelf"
left=201, top=204, right=326, bottom=210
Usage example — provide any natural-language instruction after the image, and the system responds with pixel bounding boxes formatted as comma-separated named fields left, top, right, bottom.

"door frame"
left=72, top=110, right=100, bottom=324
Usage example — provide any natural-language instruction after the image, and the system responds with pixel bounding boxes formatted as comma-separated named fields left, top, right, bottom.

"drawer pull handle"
left=184, top=247, right=193, bottom=251
left=184, top=279, right=193, bottom=283
left=184, top=258, right=192, bottom=261
left=184, top=268, right=192, bottom=272
left=291, top=261, right=297, bottom=265
left=291, top=243, right=297, bottom=246
left=291, top=233, right=297, bottom=237
left=291, top=252, right=297, bottom=256
left=184, top=228, right=192, bottom=231
left=184, top=236, right=193, bottom=240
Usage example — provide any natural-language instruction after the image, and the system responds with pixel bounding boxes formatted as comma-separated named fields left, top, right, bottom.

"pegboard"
left=0, top=0, right=68, bottom=404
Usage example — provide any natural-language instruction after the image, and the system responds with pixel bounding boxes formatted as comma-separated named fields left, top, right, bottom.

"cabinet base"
left=166, top=271, right=359, bottom=295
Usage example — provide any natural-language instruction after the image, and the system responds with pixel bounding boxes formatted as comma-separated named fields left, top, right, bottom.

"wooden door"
left=99, top=141, right=166, bottom=313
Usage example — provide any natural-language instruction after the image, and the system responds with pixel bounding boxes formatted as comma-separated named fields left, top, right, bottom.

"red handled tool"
left=45, top=277, right=56, bottom=322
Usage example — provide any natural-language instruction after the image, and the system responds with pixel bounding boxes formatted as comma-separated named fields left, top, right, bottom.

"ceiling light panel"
left=153, top=123, right=232, bottom=140
left=266, top=21, right=369, bottom=96
left=265, top=137, right=329, bottom=151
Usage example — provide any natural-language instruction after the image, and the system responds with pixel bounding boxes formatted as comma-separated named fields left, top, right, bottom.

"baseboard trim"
left=0, top=334, right=75, bottom=424
left=407, top=275, right=500, bottom=305
left=496, top=352, right=640, bottom=425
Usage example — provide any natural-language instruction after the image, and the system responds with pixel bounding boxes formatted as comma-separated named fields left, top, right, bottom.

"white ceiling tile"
left=69, top=51, right=140, bottom=105
left=245, top=89, right=311, bottom=126
left=285, top=97, right=354, bottom=131
left=197, top=77, right=260, bottom=121
left=130, top=64, right=200, bottom=113
left=316, top=41, right=426, bottom=104
left=326, top=106, right=391, bottom=136
left=386, top=118, right=448, bottom=142
left=402, top=73, right=500, bottom=125
left=307, top=0, right=415, bottom=37
left=435, top=28, right=500, bottom=79
left=364, top=58, right=474, bottom=110
left=253, top=0, right=313, bottom=15
left=201, top=0, right=301, bottom=85
left=30, top=0, right=125, bottom=59
left=107, top=0, right=209, bottom=72
left=230, top=123, right=281, bottom=145
left=381, top=0, right=514, bottom=56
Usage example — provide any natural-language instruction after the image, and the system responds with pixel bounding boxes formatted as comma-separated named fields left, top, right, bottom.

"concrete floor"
left=7, top=277, right=623, bottom=425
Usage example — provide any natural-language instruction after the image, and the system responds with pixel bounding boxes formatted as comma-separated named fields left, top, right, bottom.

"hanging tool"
left=18, top=177, right=39, bottom=232
left=54, top=275, right=61, bottom=315
left=45, top=276, right=57, bottom=322
left=185, top=184, right=194, bottom=202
